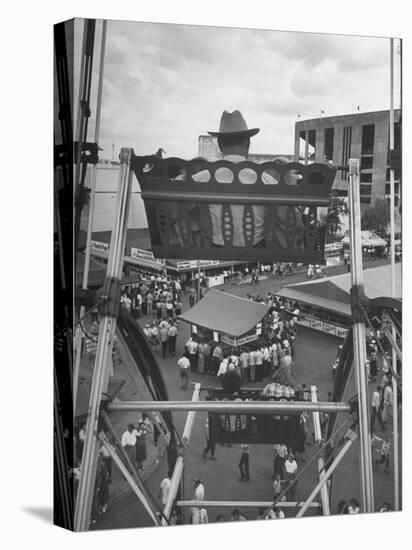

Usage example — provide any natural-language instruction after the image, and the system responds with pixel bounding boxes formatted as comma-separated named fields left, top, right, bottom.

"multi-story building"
left=198, top=135, right=293, bottom=163
left=294, top=110, right=401, bottom=207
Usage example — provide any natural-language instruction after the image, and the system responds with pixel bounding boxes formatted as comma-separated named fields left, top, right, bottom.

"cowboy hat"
left=208, top=110, right=260, bottom=137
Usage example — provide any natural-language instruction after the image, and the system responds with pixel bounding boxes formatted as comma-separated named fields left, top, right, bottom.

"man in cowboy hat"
left=204, top=109, right=277, bottom=247
left=175, top=110, right=307, bottom=249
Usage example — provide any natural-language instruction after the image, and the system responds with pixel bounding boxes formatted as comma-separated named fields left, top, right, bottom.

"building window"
left=386, top=168, right=401, bottom=181
left=360, top=184, right=372, bottom=195
left=307, top=129, right=316, bottom=161
left=299, top=130, right=306, bottom=161
left=360, top=173, right=373, bottom=183
left=394, top=121, right=401, bottom=151
left=361, top=156, right=373, bottom=170
left=324, top=128, right=334, bottom=162
left=361, top=124, right=375, bottom=155
left=341, top=126, right=352, bottom=180
left=360, top=195, right=371, bottom=204
left=385, top=182, right=400, bottom=195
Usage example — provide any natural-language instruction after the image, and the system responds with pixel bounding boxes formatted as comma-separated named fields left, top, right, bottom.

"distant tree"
left=327, top=207, right=342, bottom=239
left=361, top=200, right=390, bottom=237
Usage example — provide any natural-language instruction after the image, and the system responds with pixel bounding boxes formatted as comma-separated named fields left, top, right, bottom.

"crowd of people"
left=177, top=294, right=299, bottom=385
left=77, top=245, right=399, bottom=525
left=120, top=272, right=185, bottom=322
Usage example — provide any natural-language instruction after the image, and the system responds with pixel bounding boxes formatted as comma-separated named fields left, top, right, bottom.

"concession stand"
left=276, top=263, right=401, bottom=339
left=178, top=288, right=270, bottom=348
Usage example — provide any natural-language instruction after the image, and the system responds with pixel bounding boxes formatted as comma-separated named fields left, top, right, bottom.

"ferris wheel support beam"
left=74, top=148, right=134, bottom=531
left=348, top=158, right=374, bottom=513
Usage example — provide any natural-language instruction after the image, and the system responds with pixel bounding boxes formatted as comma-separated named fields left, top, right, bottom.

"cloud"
left=89, top=20, right=395, bottom=159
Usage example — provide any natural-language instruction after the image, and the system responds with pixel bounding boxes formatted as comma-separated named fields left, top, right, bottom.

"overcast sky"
left=75, top=19, right=401, bottom=160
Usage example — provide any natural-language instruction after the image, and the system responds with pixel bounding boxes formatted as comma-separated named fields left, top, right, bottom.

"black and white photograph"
left=52, top=12, right=403, bottom=536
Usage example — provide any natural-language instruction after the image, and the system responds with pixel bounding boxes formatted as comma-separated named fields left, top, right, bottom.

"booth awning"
left=75, top=252, right=143, bottom=288
left=179, top=289, right=270, bottom=337
left=277, top=263, right=401, bottom=318
left=342, top=230, right=387, bottom=248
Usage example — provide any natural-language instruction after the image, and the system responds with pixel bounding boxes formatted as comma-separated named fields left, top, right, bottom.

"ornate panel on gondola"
left=132, top=156, right=336, bottom=263
left=206, top=388, right=308, bottom=445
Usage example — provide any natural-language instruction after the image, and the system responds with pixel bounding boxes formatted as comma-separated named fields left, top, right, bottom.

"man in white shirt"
left=284, top=454, right=298, bottom=499
left=190, top=478, right=205, bottom=524
left=177, top=355, right=190, bottom=390
left=159, top=472, right=172, bottom=506
left=193, top=478, right=205, bottom=501
left=121, top=424, right=139, bottom=469
left=186, top=336, right=199, bottom=372
left=285, top=454, right=297, bottom=474
left=168, top=323, right=179, bottom=356
left=217, top=357, right=229, bottom=377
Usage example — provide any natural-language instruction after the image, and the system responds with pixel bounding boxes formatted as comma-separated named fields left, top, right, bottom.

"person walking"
left=255, top=347, right=264, bottom=382
left=135, top=422, right=147, bottom=471
left=191, top=478, right=205, bottom=524
left=159, top=472, right=172, bottom=506
left=239, top=348, right=250, bottom=384
left=211, top=343, right=223, bottom=375
left=121, top=424, right=139, bottom=472
left=197, top=342, right=206, bottom=374
left=239, top=443, right=250, bottom=481
left=382, top=380, right=393, bottom=424
left=248, top=349, right=256, bottom=383
left=202, top=417, right=216, bottom=460
left=186, top=334, right=199, bottom=372
left=284, top=454, right=298, bottom=499
left=159, top=323, right=169, bottom=359
left=203, top=341, right=211, bottom=373
left=177, top=354, right=190, bottom=390
left=374, top=435, right=391, bottom=473
left=168, top=323, right=178, bottom=356
left=371, top=386, right=385, bottom=432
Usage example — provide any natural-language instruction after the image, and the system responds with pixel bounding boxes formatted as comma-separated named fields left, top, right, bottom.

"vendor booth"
left=342, top=230, right=387, bottom=259
left=178, top=289, right=270, bottom=348
left=276, top=263, right=401, bottom=338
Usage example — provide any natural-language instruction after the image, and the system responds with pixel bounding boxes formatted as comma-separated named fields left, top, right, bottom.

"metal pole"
left=163, top=383, right=201, bottom=520
left=74, top=148, right=134, bottom=531
left=108, top=400, right=351, bottom=414
left=389, top=37, right=400, bottom=511
left=98, top=432, right=161, bottom=526
left=296, top=430, right=357, bottom=518
left=348, top=158, right=374, bottom=512
left=177, top=500, right=320, bottom=508
left=304, top=130, right=309, bottom=165
left=73, top=20, right=108, bottom=414
left=310, top=386, right=330, bottom=515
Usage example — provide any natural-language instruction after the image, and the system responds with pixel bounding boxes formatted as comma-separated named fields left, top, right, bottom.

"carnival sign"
left=237, top=333, right=259, bottom=346
left=132, top=156, right=336, bottom=263
left=90, top=240, right=110, bottom=251
left=130, top=247, right=165, bottom=266
left=176, top=259, right=220, bottom=271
